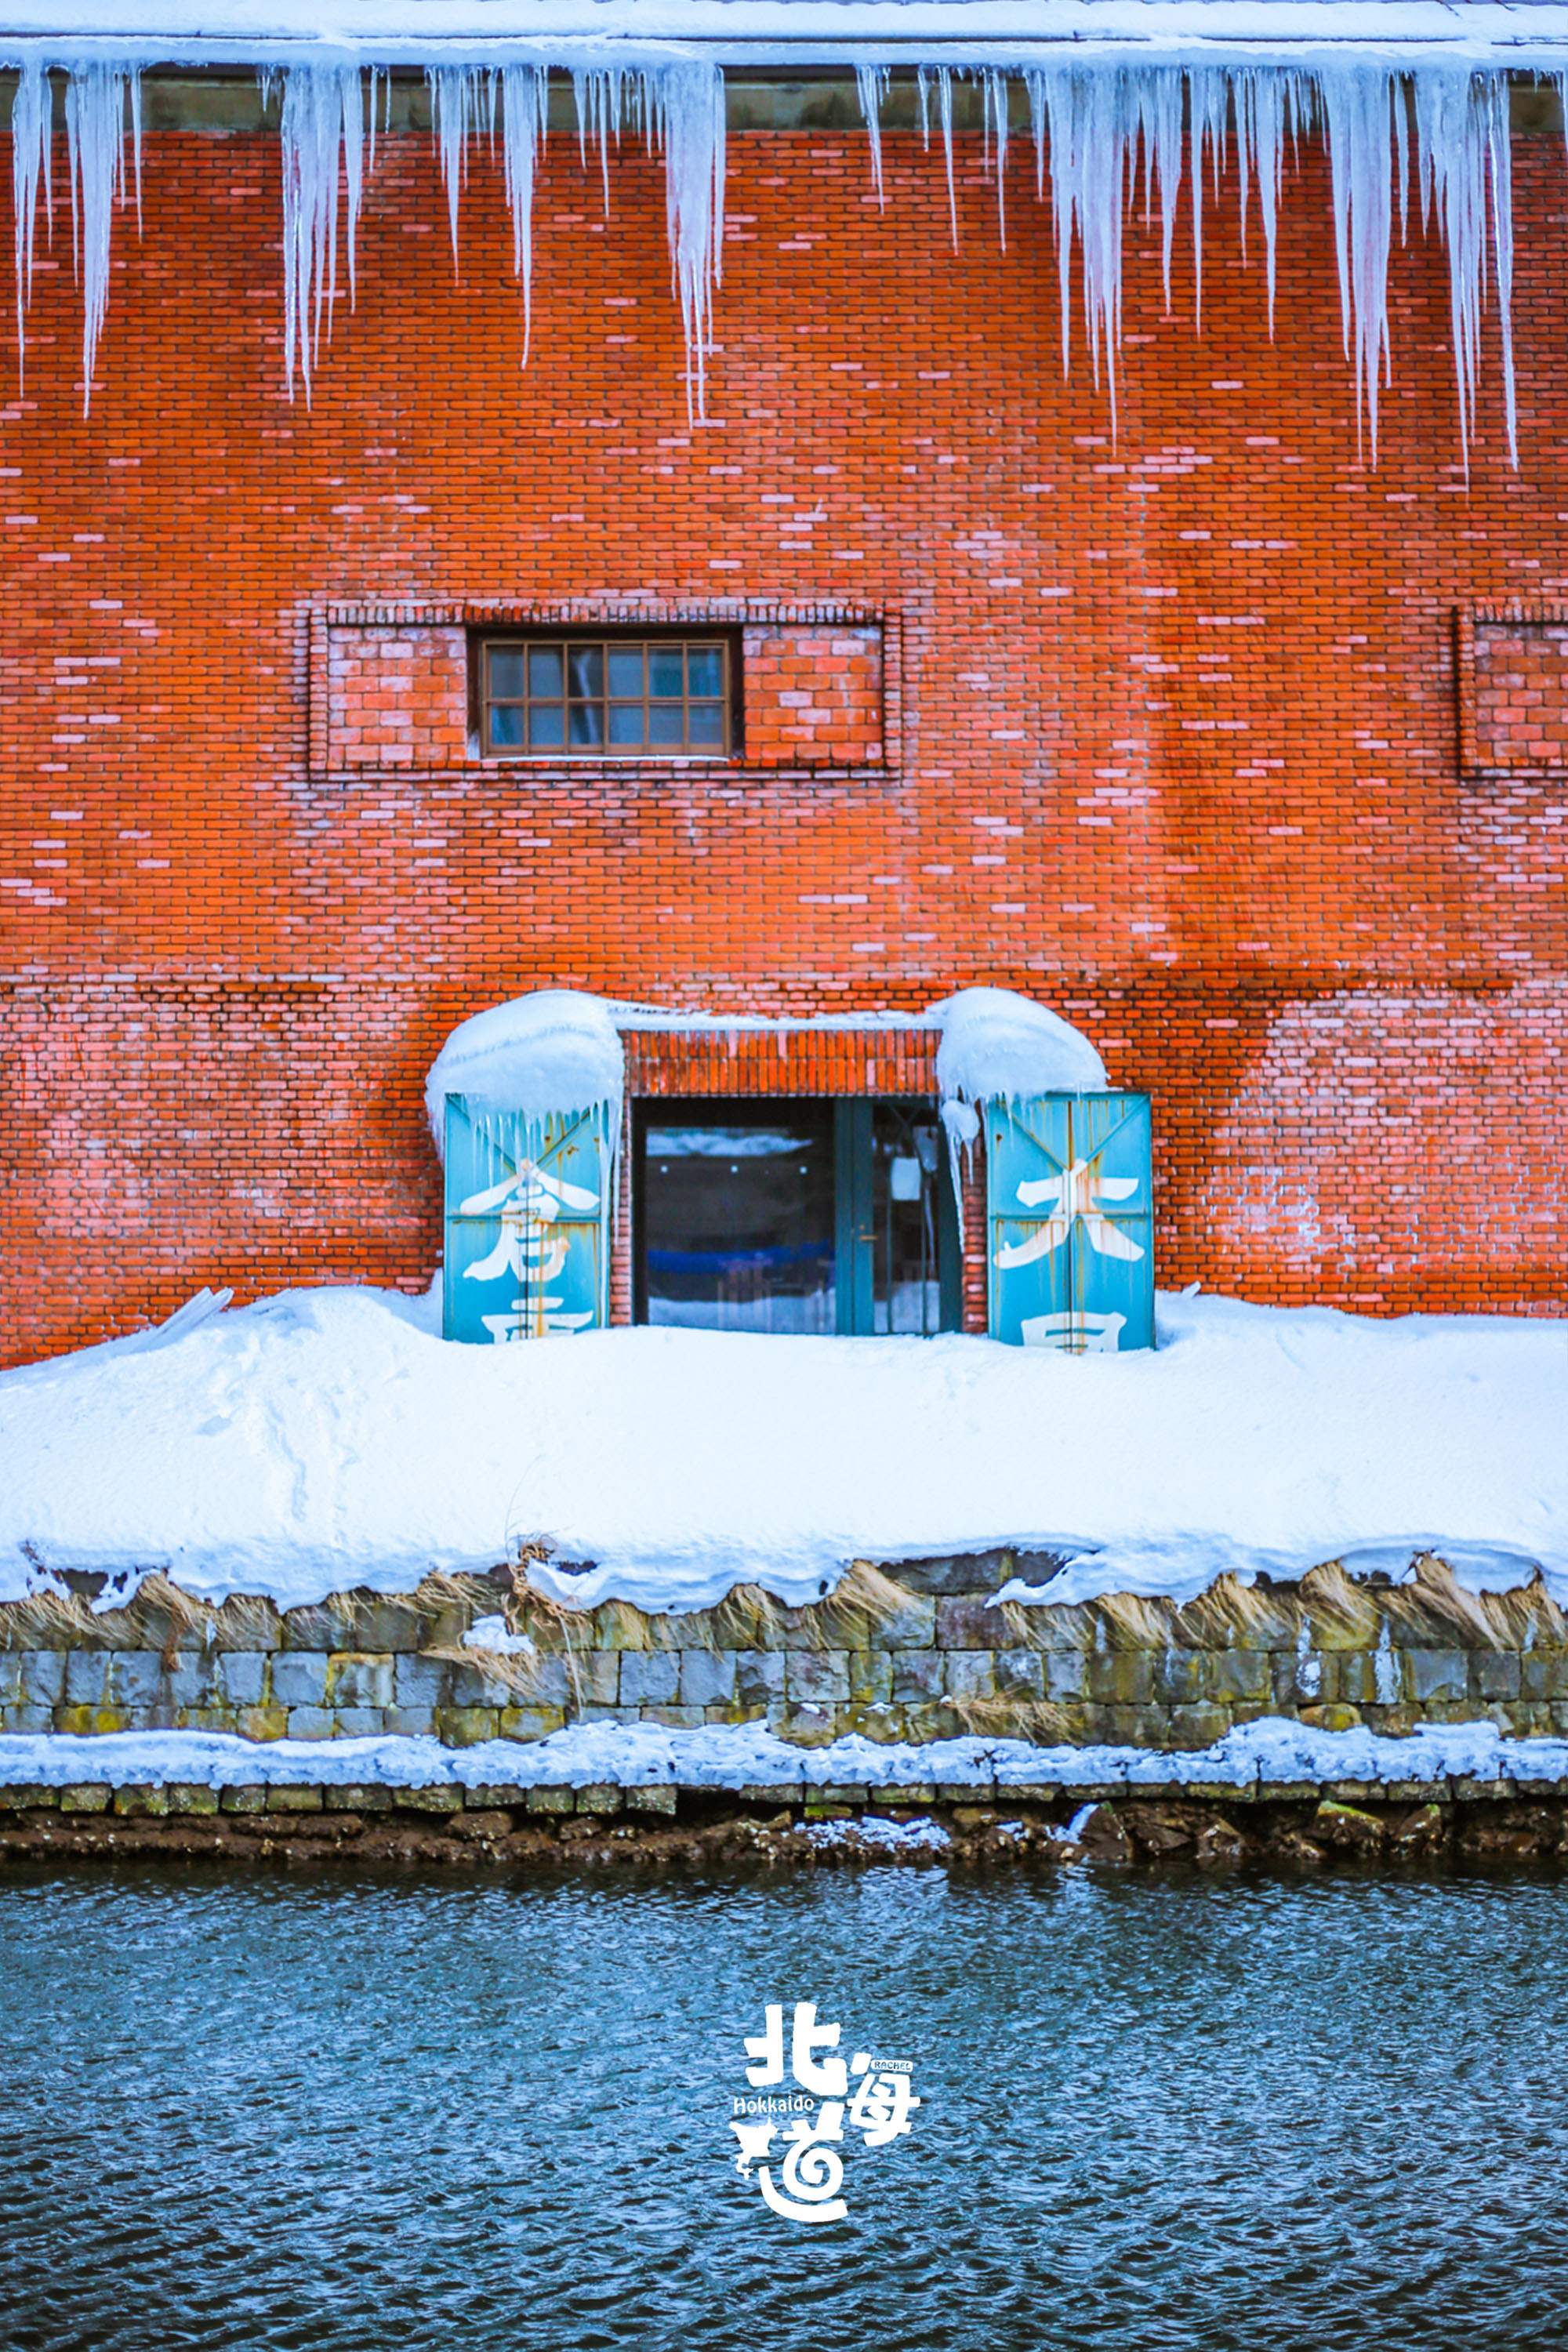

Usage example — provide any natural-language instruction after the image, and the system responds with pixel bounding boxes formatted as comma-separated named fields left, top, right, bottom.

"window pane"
left=482, top=636, right=735, bottom=753
left=641, top=1105, right=837, bottom=1333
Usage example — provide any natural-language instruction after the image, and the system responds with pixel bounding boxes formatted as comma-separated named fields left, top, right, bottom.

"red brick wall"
left=742, top=622, right=885, bottom=764
left=1, top=114, right=1565, bottom=1360
left=321, top=621, right=469, bottom=770
left=1460, top=601, right=1568, bottom=774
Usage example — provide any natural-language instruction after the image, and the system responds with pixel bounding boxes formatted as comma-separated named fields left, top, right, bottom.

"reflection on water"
left=2, top=1864, right=1566, bottom=2351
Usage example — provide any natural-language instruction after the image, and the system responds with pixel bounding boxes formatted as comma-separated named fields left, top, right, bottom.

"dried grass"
left=0, top=1584, right=93, bottom=1647
left=996, top=1596, right=1092, bottom=1653
left=1175, top=1572, right=1295, bottom=1649
left=495, top=1557, right=925, bottom=1658
left=1396, top=1552, right=1565, bottom=1650
left=949, top=1694, right=1079, bottom=1744
left=427, top=1642, right=548, bottom=1699
left=1095, top=1591, right=1179, bottom=1652
left=1296, top=1561, right=1382, bottom=1646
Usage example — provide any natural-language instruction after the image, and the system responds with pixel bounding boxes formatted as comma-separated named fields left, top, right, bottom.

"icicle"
left=64, top=65, right=141, bottom=416
left=648, top=60, right=726, bottom=423
left=1134, top=67, right=1184, bottom=316
left=1186, top=67, right=1229, bottom=333
left=276, top=64, right=368, bottom=401
left=915, top=66, right=960, bottom=247
left=10, top=60, right=51, bottom=386
left=982, top=68, right=1009, bottom=250
left=855, top=63, right=888, bottom=209
left=1236, top=68, right=1303, bottom=338
left=366, top=67, right=384, bottom=178
left=940, top=1099, right=978, bottom=1253
left=936, top=66, right=959, bottom=250
left=430, top=67, right=495, bottom=276
left=1416, top=67, right=1518, bottom=477
left=1026, top=67, right=1132, bottom=430
left=499, top=65, right=550, bottom=365
left=1235, top=68, right=1255, bottom=264
left=1485, top=74, right=1518, bottom=471
left=1319, top=67, right=1397, bottom=463
left=572, top=67, right=637, bottom=216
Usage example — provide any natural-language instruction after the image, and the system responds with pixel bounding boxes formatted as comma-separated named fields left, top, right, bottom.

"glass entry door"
left=634, top=1097, right=960, bottom=1336
left=636, top=1100, right=837, bottom=1332
left=835, top=1099, right=960, bottom=1336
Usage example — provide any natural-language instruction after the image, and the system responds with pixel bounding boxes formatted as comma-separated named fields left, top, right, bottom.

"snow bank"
left=930, top=985, right=1109, bottom=1105
left=2, top=1716, right=1566, bottom=1795
left=423, top=989, right=625, bottom=1157
left=0, top=1282, right=1562, bottom=1615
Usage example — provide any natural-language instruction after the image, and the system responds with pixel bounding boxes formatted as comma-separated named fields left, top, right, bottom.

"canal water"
left=2, top=1862, right=1566, bottom=2352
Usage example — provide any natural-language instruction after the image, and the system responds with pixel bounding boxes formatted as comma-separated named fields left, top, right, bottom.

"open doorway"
left=633, top=1097, right=960, bottom=1335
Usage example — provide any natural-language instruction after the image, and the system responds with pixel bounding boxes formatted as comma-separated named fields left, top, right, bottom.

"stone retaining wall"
left=2, top=1550, right=1562, bottom=1751
left=4, top=1780, right=1567, bottom=1875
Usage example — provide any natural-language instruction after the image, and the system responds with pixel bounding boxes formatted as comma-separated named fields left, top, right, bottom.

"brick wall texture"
left=1, top=114, right=1565, bottom=1361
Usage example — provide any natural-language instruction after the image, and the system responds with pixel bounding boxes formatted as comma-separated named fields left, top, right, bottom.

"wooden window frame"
left=476, top=630, right=739, bottom=760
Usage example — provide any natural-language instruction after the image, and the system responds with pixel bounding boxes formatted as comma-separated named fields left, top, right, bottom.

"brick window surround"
left=1457, top=600, right=1568, bottom=775
left=606, top=1027, right=988, bottom=1335
left=307, top=600, right=898, bottom=779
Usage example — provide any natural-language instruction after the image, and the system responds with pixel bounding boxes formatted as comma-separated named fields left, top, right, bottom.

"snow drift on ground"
left=2, top=1717, right=1565, bottom=1794
left=0, top=1283, right=1562, bottom=1614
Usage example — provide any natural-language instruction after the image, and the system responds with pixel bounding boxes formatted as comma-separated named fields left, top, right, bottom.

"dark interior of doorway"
left=633, top=1097, right=961, bottom=1335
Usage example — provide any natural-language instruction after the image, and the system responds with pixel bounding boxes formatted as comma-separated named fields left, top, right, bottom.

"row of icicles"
left=4, top=56, right=1553, bottom=464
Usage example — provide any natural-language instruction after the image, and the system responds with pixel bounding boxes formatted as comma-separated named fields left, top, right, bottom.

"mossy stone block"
left=625, top=1785, right=677, bottom=1816
left=1208, top=1651, right=1269, bottom=1704
left=59, top=1784, right=111, bottom=1813
left=236, top=1705, right=289, bottom=1743
left=497, top=1704, right=566, bottom=1742
left=437, top=1706, right=501, bottom=1747
left=398, top=1785, right=464, bottom=1813
left=525, top=1786, right=575, bottom=1813
left=112, top=1784, right=169, bottom=1816
left=166, top=1784, right=220, bottom=1815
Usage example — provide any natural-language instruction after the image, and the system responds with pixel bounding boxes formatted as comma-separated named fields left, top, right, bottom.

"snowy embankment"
left=0, top=1281, right=1561, bottom=1616
left=2, top=1717, right=1566, bottom=1795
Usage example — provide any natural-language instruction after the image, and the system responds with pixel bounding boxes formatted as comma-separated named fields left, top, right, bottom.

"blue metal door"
left=986, top=1093, right=1154, bottom=1352
left=443, top=1094, right=612, bottom=1344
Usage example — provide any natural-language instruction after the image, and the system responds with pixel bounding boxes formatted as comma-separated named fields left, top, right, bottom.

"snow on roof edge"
left=9, top=0, right=1568, bottom=67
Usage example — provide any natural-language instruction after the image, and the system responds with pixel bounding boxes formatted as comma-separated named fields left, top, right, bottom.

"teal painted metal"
left=936, top=1155, right=963, bottom=1335
left=833, top=1099, right=876, bottom=1335
left=985, top=1093, right=1154, bottom=1352
left=443, top=1094, right=613, bottom=1344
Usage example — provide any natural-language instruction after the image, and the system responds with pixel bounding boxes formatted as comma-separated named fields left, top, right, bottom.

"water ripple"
left=1, top=1867, right=1566, bottom=2350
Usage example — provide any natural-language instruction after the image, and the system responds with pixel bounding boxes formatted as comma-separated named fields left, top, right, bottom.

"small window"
left=478, top=635, right=735, bottom=757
